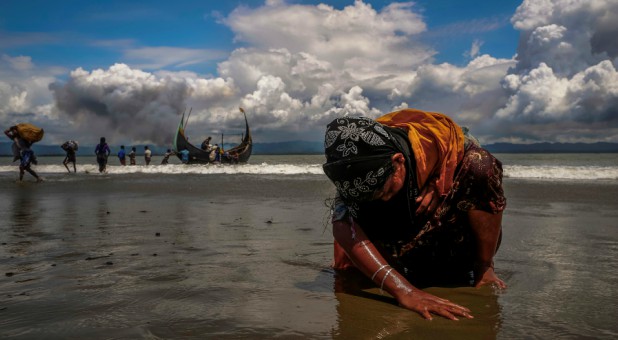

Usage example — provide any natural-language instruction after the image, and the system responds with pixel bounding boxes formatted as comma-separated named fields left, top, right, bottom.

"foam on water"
left=1, top=162, right=617, bottom=180
left=0, top=162, right=326, bottom=176
left=503, top=165, right=618, bottom=180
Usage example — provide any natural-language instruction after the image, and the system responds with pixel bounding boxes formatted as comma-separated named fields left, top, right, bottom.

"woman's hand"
left=333, top=219, right=473, bottom=321
left=415, top=180, right=441, bottom=216
left=396, top=288, right=473, bottom=321
left=474, top=264, right=507, bottom=289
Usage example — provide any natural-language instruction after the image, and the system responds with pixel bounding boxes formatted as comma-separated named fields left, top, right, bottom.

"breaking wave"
left=1, top=162, right=617, bottom=181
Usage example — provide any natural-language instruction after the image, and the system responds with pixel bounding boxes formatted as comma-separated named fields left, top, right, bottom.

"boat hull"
left=173, top=111, right=252, bottom=164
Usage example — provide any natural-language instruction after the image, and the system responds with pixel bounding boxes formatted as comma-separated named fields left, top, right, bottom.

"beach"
left=1, top=154, right=617, bottom=339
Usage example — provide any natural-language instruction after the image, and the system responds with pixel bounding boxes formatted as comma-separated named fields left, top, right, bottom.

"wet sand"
left=1, top=173, right=617, bottom=339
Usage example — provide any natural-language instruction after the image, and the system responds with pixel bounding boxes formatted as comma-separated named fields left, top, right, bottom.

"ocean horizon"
left=2, top=141, right=618, bottom=157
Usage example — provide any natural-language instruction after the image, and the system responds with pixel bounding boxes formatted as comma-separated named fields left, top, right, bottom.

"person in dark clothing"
left=201, top=136, right=212, bottom=151
left=161, top=149, right=175, bottom=164
left=94, top=137, right=111, bottom=173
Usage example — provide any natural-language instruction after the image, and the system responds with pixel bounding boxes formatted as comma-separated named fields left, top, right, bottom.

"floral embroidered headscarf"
left=322, top=117, right=401, bottom=202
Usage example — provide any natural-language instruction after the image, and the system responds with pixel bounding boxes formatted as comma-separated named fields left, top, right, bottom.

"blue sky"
left=1, top=0, right=617, bottom=145
left=2, top=0, right=520, bottom=72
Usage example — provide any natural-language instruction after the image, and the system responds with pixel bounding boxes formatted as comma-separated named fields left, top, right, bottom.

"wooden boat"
left=173, top=108, right=252, bottom=164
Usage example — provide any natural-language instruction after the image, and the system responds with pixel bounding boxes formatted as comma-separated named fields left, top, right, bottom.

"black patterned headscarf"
left=323, top=117, right=402, bottom=202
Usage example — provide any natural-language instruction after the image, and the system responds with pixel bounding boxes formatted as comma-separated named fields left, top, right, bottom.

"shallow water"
left=1, top=173, right=336, bottom=338
left=1, top=155, right=617, bottom=339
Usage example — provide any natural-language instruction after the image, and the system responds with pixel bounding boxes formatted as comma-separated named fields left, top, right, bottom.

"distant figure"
left=117, top=145, right=126, bottom=166
left=144, top=146, right=152, bottom=165
left=94, top=137, right=111, bottom=173
left=161, top=149, right=175, bottom=165
left=129, top=147, right=137, bottom=165
left=179, top=149, right=190, bottom=164
left=61, top=140, right=78, bottom=173
left=201, top=136, right=212, bottom=151
left=214, top=144, right=222, bottom=163
left=4, top=125, right=42, bottom=182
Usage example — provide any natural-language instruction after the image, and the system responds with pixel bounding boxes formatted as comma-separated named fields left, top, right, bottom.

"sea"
left=1, top=153, right=617, bottom=339
left=1, top=153, right=617, bottom=180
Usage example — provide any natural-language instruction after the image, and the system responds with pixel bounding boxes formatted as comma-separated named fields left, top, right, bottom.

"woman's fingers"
left=448, top=305, right=474, bottom=318
left=421, top=307, right=433, bottom=320
left=443, top=299, right=471, bottom=312
left=439, top=309, right=458, bottom=321
left=409, top=294, right=474, bottom=320
left=416, top=304, right=469, bottom=321
left=437, top=300, right=472, bottom=316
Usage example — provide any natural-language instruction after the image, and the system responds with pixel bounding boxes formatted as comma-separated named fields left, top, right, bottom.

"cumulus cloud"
left=49, top=63, right=237, bottom=145
left=214, top=0, right=523, bottom=142
left=0, top=54, right=62, bottom=125
left=10, top=0, right=618, bottom=145
left=216, top=0, right=618, bottom=143
left=223, top=0, right=432, bottom=80
left=2, top=1, right=502, bottom=145
left=492, top=0, right=618, bottom=142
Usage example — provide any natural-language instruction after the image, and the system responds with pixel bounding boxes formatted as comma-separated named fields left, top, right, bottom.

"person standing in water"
left=128, top=147, right=137, bottom=165
left=144, top=146, right=152, bottom=165
left=161, top=149, right=175, bottom=164
left=94, top=137, right=111, bottom=173
left=117, top=145, right=126, bottom=165
left=179, top=149, right=190, bottom=164
left=61, top=140, right=78, bottom=173
left=4, top=126, right=42, bottom=182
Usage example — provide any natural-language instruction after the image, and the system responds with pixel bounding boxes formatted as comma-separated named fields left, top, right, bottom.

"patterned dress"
left=332, top=142, right=506, bottom=286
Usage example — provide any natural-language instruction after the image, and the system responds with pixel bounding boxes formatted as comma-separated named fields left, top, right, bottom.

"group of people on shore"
left=62, top=137, right=163, bottom=173
left=92, top=137, right=175, bottom=173
left=4, top=125, right=228, bottom=181
left=4, top=125, right=181, bottom=180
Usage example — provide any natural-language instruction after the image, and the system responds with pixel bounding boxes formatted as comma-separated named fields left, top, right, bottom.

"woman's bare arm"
left=333, top=219, right=473, bottom=320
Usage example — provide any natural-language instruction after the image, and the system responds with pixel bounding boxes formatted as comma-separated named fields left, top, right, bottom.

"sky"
left=1, top=0, right=617, bottom=146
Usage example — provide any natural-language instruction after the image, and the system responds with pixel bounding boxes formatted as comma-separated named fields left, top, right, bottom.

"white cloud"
left=49, top=63, right=237, bottom=145
left=492, top=0, right=618, bottom=141
left=224, top=0, right=432, bottom=80
left=2, top=54, right=34, bottom=71
left=240, top=74, right=304, bottom=129
left=0, top=55, right=59, bottom=123
left=465, top=39, right=484, bottom=59
left=7, top=0, right=618, bottom=145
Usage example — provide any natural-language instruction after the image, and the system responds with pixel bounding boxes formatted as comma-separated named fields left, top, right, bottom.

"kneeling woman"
left=323, top=109, right=506, bottom=320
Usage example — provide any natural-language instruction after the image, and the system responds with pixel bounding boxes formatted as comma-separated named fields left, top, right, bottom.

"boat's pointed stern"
left=173, top=113, right=185, bottom=153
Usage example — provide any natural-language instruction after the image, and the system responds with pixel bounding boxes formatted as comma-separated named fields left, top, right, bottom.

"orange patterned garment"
left=376, top=108, right=464, bottom=196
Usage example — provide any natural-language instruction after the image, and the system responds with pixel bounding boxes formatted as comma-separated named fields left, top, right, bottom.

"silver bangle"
left=380, top=268, right=394, bottom=292
left=370, top=264, right=390, bottom=281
